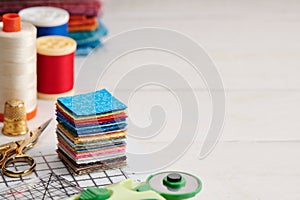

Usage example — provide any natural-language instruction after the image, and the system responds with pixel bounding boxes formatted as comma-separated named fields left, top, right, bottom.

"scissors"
left=0, top=119, right=52, bottom=178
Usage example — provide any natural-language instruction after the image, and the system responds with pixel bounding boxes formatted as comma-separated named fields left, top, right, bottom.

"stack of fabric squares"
left=55, top=89, right=128, bottom=174
left=0, top=0, right=107, bottom=56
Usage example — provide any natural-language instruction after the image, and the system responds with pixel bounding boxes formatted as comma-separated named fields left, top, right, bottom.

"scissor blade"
left=33, top=118, right=52, bottom=138
left=22, top=119, right=52, bottom=151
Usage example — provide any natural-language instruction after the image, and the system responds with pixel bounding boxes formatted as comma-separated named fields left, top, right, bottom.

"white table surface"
left=1, top=0, right=300, bottom=199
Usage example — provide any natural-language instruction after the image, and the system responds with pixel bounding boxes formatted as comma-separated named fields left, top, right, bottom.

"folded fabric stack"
left=0, top=0, right=107, bottom=56
left=68, top=16, right=108, bottom=56
left=66, top=0, right=107, bottom=56
left=56, top=89, right=128, bottom=174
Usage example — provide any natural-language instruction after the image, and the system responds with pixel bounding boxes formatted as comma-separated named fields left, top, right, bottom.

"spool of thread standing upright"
left=37, top=36, right=76, bottom=100
left=19, top=6, right=69, bottom=37
left=0, top=13, right=37, bottom=122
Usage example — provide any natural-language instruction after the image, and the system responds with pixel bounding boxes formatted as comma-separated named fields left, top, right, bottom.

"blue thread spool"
left=19, top=6, right=69, bottom=37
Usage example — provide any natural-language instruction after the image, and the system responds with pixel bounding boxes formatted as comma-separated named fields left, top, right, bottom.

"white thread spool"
left=19, top=6, right=69, bottom=37
left=0, top=13, right=37, bottom=121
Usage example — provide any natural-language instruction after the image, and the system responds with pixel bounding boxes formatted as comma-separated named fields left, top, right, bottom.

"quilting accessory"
left=2, top=99, right=28, bottom=136
left=57, top=119, right=127, bottom=136
left=57, top=89, right=127, bottom=117
left=68, top=21, right=98, bottom=32
left=56, top=128, right=126, bottom=149
left=57, top=126, right=126, bottom=144
left=0, top=173, right=82, bottom=200
left=56, top=109, right=127, bottom=126
left=2, top=13, right=21, bottom=32
left=0, top=13, right=37, bottom=122
left=56, top=89, right=128, bottom=174
left=76, top=40, right=101, bottom=56
left=0, top=0, right=102, bottom=17
left=65, top=171, right=202, bottom=200
left=19, top=6, right=69, bottom=37
left=68, top=22, right=108, bottom=46
left=0, top=119, right=52, bottom=177
left=56, top=104, right=126, bottom=120
left=69, top=21, right=108, bottom=56
left=57, top=117, right=127, bottom=135
left=57, top=148, right=127, bottom=175
left=137, top=171, right=202, bottom=200
left=57, top=123, right=126, bottom=139
left=0, top=0, right=106, bottom=56
left=57, top=139, right=126, bottom=161
left=69, top=15, right=97, bottom=27
left=36, top=36, right=76, bottom=100
left=0, top=153, right=128, bottom=196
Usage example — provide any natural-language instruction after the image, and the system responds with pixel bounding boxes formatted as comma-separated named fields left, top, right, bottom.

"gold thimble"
left=2, top=99, right=28, bottom=136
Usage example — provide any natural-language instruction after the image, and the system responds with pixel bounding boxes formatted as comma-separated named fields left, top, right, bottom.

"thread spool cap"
left=2, top=99, right=28, bottom=136
left=37, top=36, right=77, bottom=56
left=2, top=13, right=21, bottom=32
left=19, top=7, right=69, bottom=27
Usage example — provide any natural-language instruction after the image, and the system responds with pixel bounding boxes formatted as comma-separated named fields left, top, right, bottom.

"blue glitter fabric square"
left=57, top=89, right=127, bottom=117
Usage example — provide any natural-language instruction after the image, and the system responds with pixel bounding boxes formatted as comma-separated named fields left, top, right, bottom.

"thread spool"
left=19, top=6, right=69, bottom=37
left=37, top=36, right=76, bottom=100
left=0, top=13, right=37, bottom=122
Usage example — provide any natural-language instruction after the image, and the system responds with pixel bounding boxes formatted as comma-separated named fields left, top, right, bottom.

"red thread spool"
left=37, top=36, right=76, bottom=100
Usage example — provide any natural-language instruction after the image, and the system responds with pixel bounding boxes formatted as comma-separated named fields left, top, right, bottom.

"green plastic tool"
left=64, top=171, right=202, bottom=200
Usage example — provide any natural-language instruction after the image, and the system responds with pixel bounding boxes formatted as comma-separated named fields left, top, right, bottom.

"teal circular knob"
left=79, top=187, right=111, bottom=200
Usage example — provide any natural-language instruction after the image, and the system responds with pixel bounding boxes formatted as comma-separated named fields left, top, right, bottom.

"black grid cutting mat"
left=0, top=173, right=82, bottom=199
left=0, top=153, right=128, bottom=199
